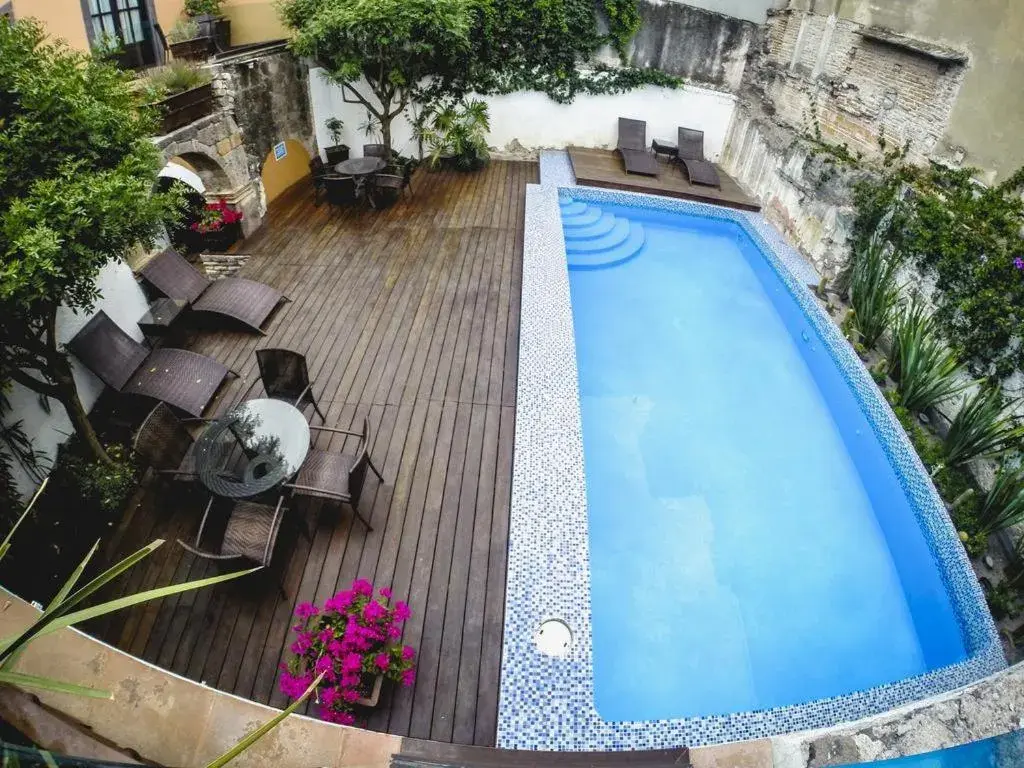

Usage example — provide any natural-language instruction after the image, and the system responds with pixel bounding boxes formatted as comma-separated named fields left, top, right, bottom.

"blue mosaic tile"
left=498, top=183, right=1005, bottom=751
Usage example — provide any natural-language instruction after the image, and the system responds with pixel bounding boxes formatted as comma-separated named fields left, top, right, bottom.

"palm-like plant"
left=425, top=98, right=490, bottom=171
left=888, top=298, right=972, bottom=413
left=848, top=233, right=901, bottom=348
left=976, top=461, right=1024, bottom=538
left=944, top=385, right=1024, bottom=466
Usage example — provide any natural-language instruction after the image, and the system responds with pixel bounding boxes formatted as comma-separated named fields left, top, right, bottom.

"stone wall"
left=199, top=252, right=251, bottom=279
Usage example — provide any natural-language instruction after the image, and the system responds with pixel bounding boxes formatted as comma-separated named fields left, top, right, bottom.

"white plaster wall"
left=5, top=261, right=150, bottom=498
left=308, top=68, right=737, bottom=162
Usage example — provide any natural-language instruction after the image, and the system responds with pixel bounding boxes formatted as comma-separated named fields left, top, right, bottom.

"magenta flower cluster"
left=279, top=578, right=416, bottom=725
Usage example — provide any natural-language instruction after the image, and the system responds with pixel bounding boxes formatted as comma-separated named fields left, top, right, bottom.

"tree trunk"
left=380, top=115, right=393, bottom=162
left=53, top=357, right=112, bottom=467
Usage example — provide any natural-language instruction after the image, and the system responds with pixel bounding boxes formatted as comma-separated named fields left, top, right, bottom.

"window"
left=87, top=0, right=157, bottom=68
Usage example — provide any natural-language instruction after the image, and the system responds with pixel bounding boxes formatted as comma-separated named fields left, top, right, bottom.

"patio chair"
left=385, top=161, right=414, bottom=197
left=254, top=348, right=326, bottom=422
left=140, top=248, right=288, bottom=334
left=324, top=175, right=358, bottom=207
left=132, top=402, right=204, bottom=482
left=177, top=495, right=286, bottom=569
left=369, top=174, right=404, bottom=209
left=363, top=144, right=388, bottom=158
left=309, top=157, right=331, bottom=206
left=69, top=310, right=234, bottom=418
left=676, top=127, right=721, bottom=188
left=285, top=417, right=384, bottom=531
left=616, top=117, right=659, bottom=177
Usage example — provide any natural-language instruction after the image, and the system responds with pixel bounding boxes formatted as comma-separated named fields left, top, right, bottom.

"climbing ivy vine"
left=438, top=0, right=679, bottom=104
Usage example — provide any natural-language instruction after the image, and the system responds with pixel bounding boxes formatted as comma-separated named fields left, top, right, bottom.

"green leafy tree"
left=279, top=0, right=475, bottom=158
left=0, top=18, right=180, bottom=465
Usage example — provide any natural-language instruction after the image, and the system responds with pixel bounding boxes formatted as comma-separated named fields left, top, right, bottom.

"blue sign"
left=274, top=141, right=287, bottom=161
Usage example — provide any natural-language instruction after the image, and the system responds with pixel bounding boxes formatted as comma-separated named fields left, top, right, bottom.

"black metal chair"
left=254, top=348, right=326, bottom=422
left=324, top=175, right=357, bottom=207
left=310, top=157, right=331, bottom=206
left=369, top=174, right=404, bottom=209
left=385, top=161, right=414, bottom=197
left=363, top=144, right=388, bottom=158
left=285, top=417, right=384, bottom=531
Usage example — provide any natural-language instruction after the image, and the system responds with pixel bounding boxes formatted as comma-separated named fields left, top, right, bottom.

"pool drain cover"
left=536, top=619, right=572, bottom=656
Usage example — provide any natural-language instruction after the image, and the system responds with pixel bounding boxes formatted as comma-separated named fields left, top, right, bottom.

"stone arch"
left=159, top=147, right=237, bottom=194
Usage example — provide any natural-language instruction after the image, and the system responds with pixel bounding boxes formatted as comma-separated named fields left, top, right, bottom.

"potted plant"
left=280, top=579, right=417, bottom=725
left=140, top=62, right=214, bottom=134
left=166, top=18, right=208, bottom=62
left=190, top=198, right=243, bottom=251
left=423, top=98, right=490, bottom=171
left=323, top=117, right=349, bottom=165
left=184, top=0, right=230, bottom=52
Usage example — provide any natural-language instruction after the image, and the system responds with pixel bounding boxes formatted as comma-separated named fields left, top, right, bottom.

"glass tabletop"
left=195, top=398, right=310, bottom=498
left=334, top=156, right=387, bottom=176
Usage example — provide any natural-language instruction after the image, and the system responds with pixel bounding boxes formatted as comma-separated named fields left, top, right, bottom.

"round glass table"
left=334, top=156, right=387, bottom=176
left=195, top=398, right=310, bottom=498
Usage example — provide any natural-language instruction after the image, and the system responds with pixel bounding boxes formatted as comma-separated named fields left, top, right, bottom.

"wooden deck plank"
left=92, top=161, right=530, bottom=747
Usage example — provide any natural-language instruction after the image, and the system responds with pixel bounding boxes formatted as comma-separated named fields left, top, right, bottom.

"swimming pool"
left=498, top=183, right=1003, bottom=750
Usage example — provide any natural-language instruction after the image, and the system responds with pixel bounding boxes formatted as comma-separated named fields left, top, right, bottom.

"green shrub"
left=848, top=234, right=901, bottom=348
left=944, top=385, right=1024, bottom=466
left=889, top=298, right=971, bottom=413
left=56, top=442, right=138, bottom=517
left=423, top=98, right=491, bottom=171
left=184, top=0, right=223, bottom=16
left=976, top=461, right=1024, bottom=537
left=167, top=17, right=201, bottom=43
left=984, top=579, right=1019, bottom=621
left=139, top=61, right=211, bottom=102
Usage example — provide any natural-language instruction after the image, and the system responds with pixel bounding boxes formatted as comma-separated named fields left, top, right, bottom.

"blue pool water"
left=562, top=199, right=967, bottom=723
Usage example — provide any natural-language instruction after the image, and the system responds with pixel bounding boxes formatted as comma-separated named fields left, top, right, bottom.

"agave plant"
left=848, top=233, right=901, bottom=348
left=976, top=461, right=1024, bottom=538
left=888, top=298, right=972, bottom=413
left=0, top=479, right=255, bottom=698
left=944, top=385, right=1024, bottom=467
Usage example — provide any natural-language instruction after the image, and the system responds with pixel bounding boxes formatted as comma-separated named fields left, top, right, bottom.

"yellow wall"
left=154, top=0, right=288, bottom=45
left=260, top=139, right=310, bottom=203
left=11, top=0, right=90, bottom=50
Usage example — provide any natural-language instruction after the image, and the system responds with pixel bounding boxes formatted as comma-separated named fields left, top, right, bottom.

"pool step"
left=568, top=223, right=646, bottom=270
left=559, top=200, right=588, bottom=216
left=562, top=206, right=603, bottom=228
left=565, top=218, right=631, bottom=253
left=562, top=211, right=617, bottom=240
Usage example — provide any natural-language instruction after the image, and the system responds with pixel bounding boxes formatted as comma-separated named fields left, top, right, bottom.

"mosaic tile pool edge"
left=498, top=182, right=1005, bottom=752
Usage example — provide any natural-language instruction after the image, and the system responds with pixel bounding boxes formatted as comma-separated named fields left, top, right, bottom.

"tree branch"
left=341, top=82, right=381, bottom=119
left=4, top=366, right=61, bottom=399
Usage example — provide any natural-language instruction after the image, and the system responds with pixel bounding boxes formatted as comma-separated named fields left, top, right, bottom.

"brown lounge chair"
left=141, top=248, right=287, bottom=334
left=677, top=127, right=721, bottom=188
left=617, top=117, right=660, bottom=177
left=69, top=310, right=234, bottom=417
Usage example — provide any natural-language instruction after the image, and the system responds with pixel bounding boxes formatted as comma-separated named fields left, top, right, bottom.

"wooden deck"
left=91, top=161, right=534, bottom=746
left=567, top=147, right=760, bottom=211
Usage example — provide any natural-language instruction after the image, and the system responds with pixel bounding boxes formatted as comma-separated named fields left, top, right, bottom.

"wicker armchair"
left=324, top=175, right=357, bottom=207
left=177, top=495, right=286, bottom=568
left=255, top=348, right=326, bottom=422
left=132, top=402, right=204, bottom=481
left=285, top=417, right=384, bottom=531
left=310, top=157, right=330, bottom=206
left=363, top=144, right=388, bottom=158
left=369, top=174, right=404, bottom=210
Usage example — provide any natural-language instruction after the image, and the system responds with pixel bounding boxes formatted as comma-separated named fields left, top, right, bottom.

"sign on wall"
left=274, top=141, right=287, bottom=161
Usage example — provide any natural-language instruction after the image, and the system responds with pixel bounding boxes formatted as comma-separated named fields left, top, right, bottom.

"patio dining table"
left=334, top=156, right=387, bottom=202
left=194, top=398, right=310, bottom=498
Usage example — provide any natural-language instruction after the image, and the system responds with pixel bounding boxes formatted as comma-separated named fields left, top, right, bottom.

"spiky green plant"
left=976, top=461, right=1024, bottom=538
left=848, top=234, right=901, bottom=348
left=944, top=386, right=1024, bottom=467
left=888, top=298, right=972, bottom=413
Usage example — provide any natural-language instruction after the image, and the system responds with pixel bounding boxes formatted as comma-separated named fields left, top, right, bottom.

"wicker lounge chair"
left=254, top=348, right=326, bottom=422
left=140, top=248, right=287, bottom=334
left=676, top=127, right=721, bottom=188
left=177, top=495, right=285, bottom=567
left=69, top=310, right=234, bottom=417
left=285, top=417, right=384, bottom=531
left=616, top=117, right=659, bottom=177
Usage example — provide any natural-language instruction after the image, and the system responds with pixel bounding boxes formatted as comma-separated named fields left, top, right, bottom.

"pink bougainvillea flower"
left=341, top=687, right=361, bottom=703
left=363, top=600, right=387, bottom=622
left=325, top=590, right=353, bottom=612
left=294, top=601, right=319, bottom=619
left=379, top=586, right=393, bottom=599
left=352, top=578, right=373, bottom=596
left=339, top=672, right=361, bottom=688
left=318, top=628, right=334, bottom=644
left=327, top=639, right=345, bottom=656
left=342, top=652, right=363, bottom=672
left=401, top=668, right=416, bottom=688
left=393, top=601, right=411, bottom=621
left=314, top=655, right=334, bottom=676
left=290, top=631, right=312, bottom=655
left=320, top=686, right=340, bottom=707
left=374, top=652, right=390, bottom=671
left=401, top=645, right=415, bottom=661
left=387, top=623, right=402, bottom=640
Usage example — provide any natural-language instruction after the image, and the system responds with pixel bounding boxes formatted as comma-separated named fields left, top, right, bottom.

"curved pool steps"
left=563, top=211, right=618, bottom=240
left=568, top=224, right=646, bottom=271
left=566, top=218, right=631, bottom=253
left=559, top=200, right=588, bottom=217
left=562, top=206, right=603, bottom=228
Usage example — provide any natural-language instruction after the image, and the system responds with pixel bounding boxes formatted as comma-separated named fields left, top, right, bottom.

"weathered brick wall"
left=199, top=252, right=250, bottom=279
